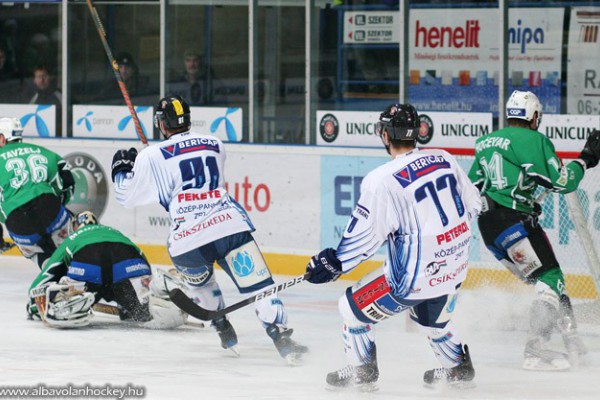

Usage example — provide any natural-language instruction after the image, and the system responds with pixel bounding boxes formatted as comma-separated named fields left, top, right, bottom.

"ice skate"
left=212, top=317, right=239, bottom=356
left=326, top=362, right=379, bottom=392
left=266, top=324, right=308, bottom=365
left=522, top=337, right=570, bottom=371
left=424, top=344, right=475, bottom=389
left=558, top=316, right=588, bottom=366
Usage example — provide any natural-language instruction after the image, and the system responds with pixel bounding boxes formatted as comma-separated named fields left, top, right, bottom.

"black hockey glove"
left=111, top=147, right=138, bottom=182
left=578, top=130, right=600, bottom=169
left=306, top=248, right=342, bottom=284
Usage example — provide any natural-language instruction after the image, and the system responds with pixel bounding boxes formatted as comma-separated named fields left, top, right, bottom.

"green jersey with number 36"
left=0, top=142, right=71, bottom=222
left=468, top=126, right=585, bottom=213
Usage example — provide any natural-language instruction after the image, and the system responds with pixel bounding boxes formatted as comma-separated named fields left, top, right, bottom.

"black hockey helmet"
left=376, top=103, right=420, bottom=141
left=154, top=95, right=191, bottom=131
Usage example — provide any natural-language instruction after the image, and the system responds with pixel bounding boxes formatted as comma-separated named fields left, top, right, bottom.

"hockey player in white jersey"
left=305, top=104, right=482, bottom=391
left=111, top=95, right=307, bottom=364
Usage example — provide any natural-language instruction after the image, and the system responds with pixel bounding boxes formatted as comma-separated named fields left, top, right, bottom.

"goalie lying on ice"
left=27, top=211, right=187, bottom=329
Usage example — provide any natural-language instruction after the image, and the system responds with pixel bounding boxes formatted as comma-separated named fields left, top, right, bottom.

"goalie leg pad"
left=150, top=268, right=186, bottom=298
left=140, top=295, right=188, bottom=329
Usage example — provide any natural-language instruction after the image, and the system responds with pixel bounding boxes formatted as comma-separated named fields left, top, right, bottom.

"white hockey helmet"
left=505, top=90, right=542, bottom=125
left=0, top=117, right=24, bottom=142
left=72, top=211, right=98, bottom=231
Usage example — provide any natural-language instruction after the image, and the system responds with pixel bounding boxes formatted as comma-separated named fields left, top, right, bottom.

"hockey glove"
left=578, top=130, right=600, bottom=169
left=111, top=147, right=138, bottom=182
left=306, top=248, right=342, bottom=284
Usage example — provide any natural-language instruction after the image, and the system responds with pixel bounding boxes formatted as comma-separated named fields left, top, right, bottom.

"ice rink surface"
left=1, top=256, right=600, bottom=400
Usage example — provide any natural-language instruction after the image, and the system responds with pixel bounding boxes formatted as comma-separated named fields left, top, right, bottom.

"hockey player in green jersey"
left=0, top=117, right=74, bottom=269
left=28, top=211, right=186, bottom=329
left=469, top=90, right=600, bottom=371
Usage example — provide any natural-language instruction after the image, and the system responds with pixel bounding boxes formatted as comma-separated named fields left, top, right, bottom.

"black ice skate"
left=326, top=362, right=379, bottom=392
left=266, top=324, right=308, bottom=365
left=212, top=317, right=239, bottom=356
left=424, top=344, right=475, bottom=389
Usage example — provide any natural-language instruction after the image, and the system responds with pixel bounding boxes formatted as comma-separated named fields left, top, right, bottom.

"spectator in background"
left=168, top=49, right=214, bottom=105
left=28, top=64, right=61, bottom=106
left=101, top=51, right=153, bottom=104
left=26, top=64, right=61, bottom=136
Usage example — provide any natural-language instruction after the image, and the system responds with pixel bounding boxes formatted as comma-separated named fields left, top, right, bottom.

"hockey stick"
left=168, top=272, right=311, bottom=321
left=92, top=302, right=205, bottom=328
left=85, top=0, right=148, bottom=146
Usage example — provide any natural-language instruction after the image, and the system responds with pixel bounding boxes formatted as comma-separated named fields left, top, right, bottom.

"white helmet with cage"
left=505, top=90, right=542, bottom=126
left=0, top=117, right=24, bottom=142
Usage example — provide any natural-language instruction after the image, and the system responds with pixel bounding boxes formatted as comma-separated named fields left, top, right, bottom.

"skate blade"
left=325, top=382, right=378, bottom=392
left=226, top=345, right=240, bottom=357
left=424, top=381, right=476, bottom=390
left=284, top=353, right=304, bottom=366
left=522, top=356, right=570, bottom=371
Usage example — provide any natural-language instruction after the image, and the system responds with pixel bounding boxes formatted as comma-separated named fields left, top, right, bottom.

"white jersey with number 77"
left=336, top=148, right=482, bottom=300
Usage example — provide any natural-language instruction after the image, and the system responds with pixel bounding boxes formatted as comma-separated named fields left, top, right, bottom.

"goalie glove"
left=578, top=130, right=600, bottom=169
left=306, top=248, right=343, bottom=284
left=111, top=147, right=138, bottom=182
left=43, top=281, right=96, bottom=328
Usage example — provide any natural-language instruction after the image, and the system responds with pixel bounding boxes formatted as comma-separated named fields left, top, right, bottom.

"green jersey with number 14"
left=0, top=142, right=70, bottom=222
left=468, top=126, right=585, bottom=213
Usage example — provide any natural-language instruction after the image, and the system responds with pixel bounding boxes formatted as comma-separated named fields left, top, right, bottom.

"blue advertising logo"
left=210, top=108, right=240, bottom=142
left=508, top=19, right=545, bottom=54
left=76, top=111, right=94, bottom=132
left=232, top=250, right=255, bottom=277
left=118, top=106, right=150, bottom=137
left=21, top=105, right=52, bottom=137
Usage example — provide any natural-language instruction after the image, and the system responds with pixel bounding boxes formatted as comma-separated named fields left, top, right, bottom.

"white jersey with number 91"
left=114, top=131, right=253, bottom=257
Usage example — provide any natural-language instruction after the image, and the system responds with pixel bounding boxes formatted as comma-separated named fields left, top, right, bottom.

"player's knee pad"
left=254, top=294, right=287, bottom=327
left=505, top=236, right=544, bottom=281
left=420, top=322, right=465, bottom=369
left=185, top=273, right=225, bottom=312
left=221, top=240, right=273, bottom=293
left=530, top=281, right=560, bottom=340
